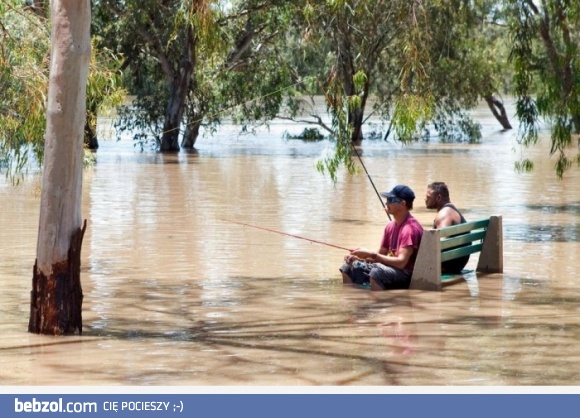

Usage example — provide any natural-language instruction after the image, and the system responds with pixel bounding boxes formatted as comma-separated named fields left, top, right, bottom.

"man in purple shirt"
left=340, top=185, right=424, bottom=290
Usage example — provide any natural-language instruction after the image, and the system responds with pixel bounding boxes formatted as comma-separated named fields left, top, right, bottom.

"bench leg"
left=410, top=229, right=442, bottom=291
left=477, top=215, right=503, bottom=273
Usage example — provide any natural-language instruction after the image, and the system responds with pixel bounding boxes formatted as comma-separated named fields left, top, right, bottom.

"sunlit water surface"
left=1, top=102, right=579, bottom=386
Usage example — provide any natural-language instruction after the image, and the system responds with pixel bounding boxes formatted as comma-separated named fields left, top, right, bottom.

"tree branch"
left=103, top=1, right=174, bottom=80
left=277, top=115, right=334, bottom=135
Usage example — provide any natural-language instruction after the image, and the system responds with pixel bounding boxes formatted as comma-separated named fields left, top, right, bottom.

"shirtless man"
left=424, top=182, right=469, bottom=274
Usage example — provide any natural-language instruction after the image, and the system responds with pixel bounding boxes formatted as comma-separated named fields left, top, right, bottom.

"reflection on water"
left=1, top=101, right=580, bottom=386
left=525, top=203, right=580, bottom=215
left=507, top=224, right=580, bottom=242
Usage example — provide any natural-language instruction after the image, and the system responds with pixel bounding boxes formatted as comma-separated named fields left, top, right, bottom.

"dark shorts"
left=441, top=255, right=470, bottom=274
left=340, top=261, right=412, bottom=290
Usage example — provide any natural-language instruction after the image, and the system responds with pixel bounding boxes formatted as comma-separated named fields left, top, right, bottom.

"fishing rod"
left=349, top=141, right=392, bottom=221
left=220, top=218, right=353, bottom=252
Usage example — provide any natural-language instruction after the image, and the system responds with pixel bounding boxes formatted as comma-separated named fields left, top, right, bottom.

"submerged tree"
left=277, top=0, right=427, bottom=180
left=29, top=0, right=91, bottom=335
left=96, top=0, right=295, bottom=151
left=509, top=0, right=580, bottom=177
left=282, top=0, right=513, bottom=179
left=290, top=0, right=413, bottom=145
left=426, top=1, right=513, bottom=135
left=94, top=0, right=217, bottom=152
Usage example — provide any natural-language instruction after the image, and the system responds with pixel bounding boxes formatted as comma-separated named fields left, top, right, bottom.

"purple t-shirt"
left=380, top=214, right=424, bottom=273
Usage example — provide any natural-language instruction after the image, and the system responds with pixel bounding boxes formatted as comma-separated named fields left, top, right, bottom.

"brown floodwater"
left=1, top=101, right=579, bottom=387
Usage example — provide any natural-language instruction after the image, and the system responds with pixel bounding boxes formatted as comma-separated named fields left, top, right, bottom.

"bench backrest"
left=410, top=215, right=503, bottom=291
left=439, top=218, right=490, bottom=262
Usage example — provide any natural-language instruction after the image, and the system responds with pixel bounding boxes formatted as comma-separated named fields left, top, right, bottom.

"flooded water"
left=1, top=101, right=580, bottom=387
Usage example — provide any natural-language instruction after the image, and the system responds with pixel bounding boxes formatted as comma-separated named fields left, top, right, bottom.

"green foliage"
left=433, top=112, right=482, bottom=144
left=218, top=1, right=297, bottom=129
left=86, top=43, right=126, bottom=146
left=98, top=0, right=296, bottom=149
left=281, top=0, right=510, bottom=179
left=514, top=158, right=534, bottom=173
left=94, top=0, right=221, bottom=148
left=508, top=0, right=580, bottom=177
left=14, top=0, right=570, bottom=181
left=0, top=1, right=126, bottom=180
left=116, top=93, right=166, bottom=151
left=0, top=0, right=49, bottom=181
left=284, top=127, right=325, bottom=141
left=392, top=94, right=434, bottom=141
left=315, top=70, right=358, bottom=182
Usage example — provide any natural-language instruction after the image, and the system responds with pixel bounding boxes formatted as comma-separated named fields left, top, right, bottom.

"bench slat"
left=438, top=218, right=490, bottom=238
left=440, top=230, right=487, bottom=250
left=441, top=243, right=483, bottom=261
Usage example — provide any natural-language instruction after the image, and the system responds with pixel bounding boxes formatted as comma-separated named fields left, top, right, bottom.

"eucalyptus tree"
left=95, top=0, right=290, bottom=151
left=179, top=0, right=296, bottom=148
left=2, top=0, right=115, bottom=334
left=508, top=0, right=580, bottom=177
left=426, top=1, right=513, bottom=135
left=291, top=0, right=413, bottom=144
left=279, top=0, right=422, bottom=179
left=29, top=0, right=91, bottom=335
left=281, top=0, right=513, bottom=179
left=93, top=0, right=220, bottom=152
left=0, top=0, right=49, bottom=178
left=210, top=0, right=300, bottom=142
left=0, top=0, right=123, bottom=178
left=94, top=0, right=296, bottom=151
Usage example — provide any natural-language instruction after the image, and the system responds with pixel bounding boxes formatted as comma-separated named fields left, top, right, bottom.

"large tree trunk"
left=160, top=28, right=195, bottom=152
left=336, top=33, right=369, bottom=145
left=349, top=107, right=364, bottom=145
left=29, top=0, right=91, bottom=336
left=484, top=94, right=512, bottom=130
left=181, top=116, right=201, bottom=149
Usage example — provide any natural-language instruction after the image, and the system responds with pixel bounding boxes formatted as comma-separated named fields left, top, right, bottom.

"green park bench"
left=410, top=215, right=503, bottom=291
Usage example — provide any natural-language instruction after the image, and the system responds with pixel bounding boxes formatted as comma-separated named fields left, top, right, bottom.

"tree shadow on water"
left=75, top=277, right=430, bottom=384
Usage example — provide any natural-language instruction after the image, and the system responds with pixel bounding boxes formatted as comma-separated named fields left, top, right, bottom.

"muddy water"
left=1, top=102, right=580, bottom=386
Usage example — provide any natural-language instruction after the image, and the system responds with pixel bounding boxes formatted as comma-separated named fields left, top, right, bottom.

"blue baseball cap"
left=380, top=185, right=416, bottom=202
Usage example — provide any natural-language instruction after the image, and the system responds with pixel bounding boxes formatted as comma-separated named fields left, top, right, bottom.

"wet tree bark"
left=484, top=94, right=512, bottom=130
left=29, top=0, right=91, bottom=335
left=29, top=221, right=86, bottom=335
left=160, top=27, right=195, bottom=152
left=349, top=105, right=366, bottom=146
left=181, top=117, right=201, bottom=149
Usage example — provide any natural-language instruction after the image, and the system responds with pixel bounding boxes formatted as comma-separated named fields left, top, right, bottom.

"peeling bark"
left=181, top=118, right=201, bottom=149
left=29, top=221, right=86, bottom=335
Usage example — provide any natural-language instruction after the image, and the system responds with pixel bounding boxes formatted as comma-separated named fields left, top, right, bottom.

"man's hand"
left=349, top=247, right=374, bottom=260
left=344, top=254, right=360, bottom=265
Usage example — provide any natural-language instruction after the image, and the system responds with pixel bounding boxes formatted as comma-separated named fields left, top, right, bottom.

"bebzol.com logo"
left=15, top=397, right=97, bottom=413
